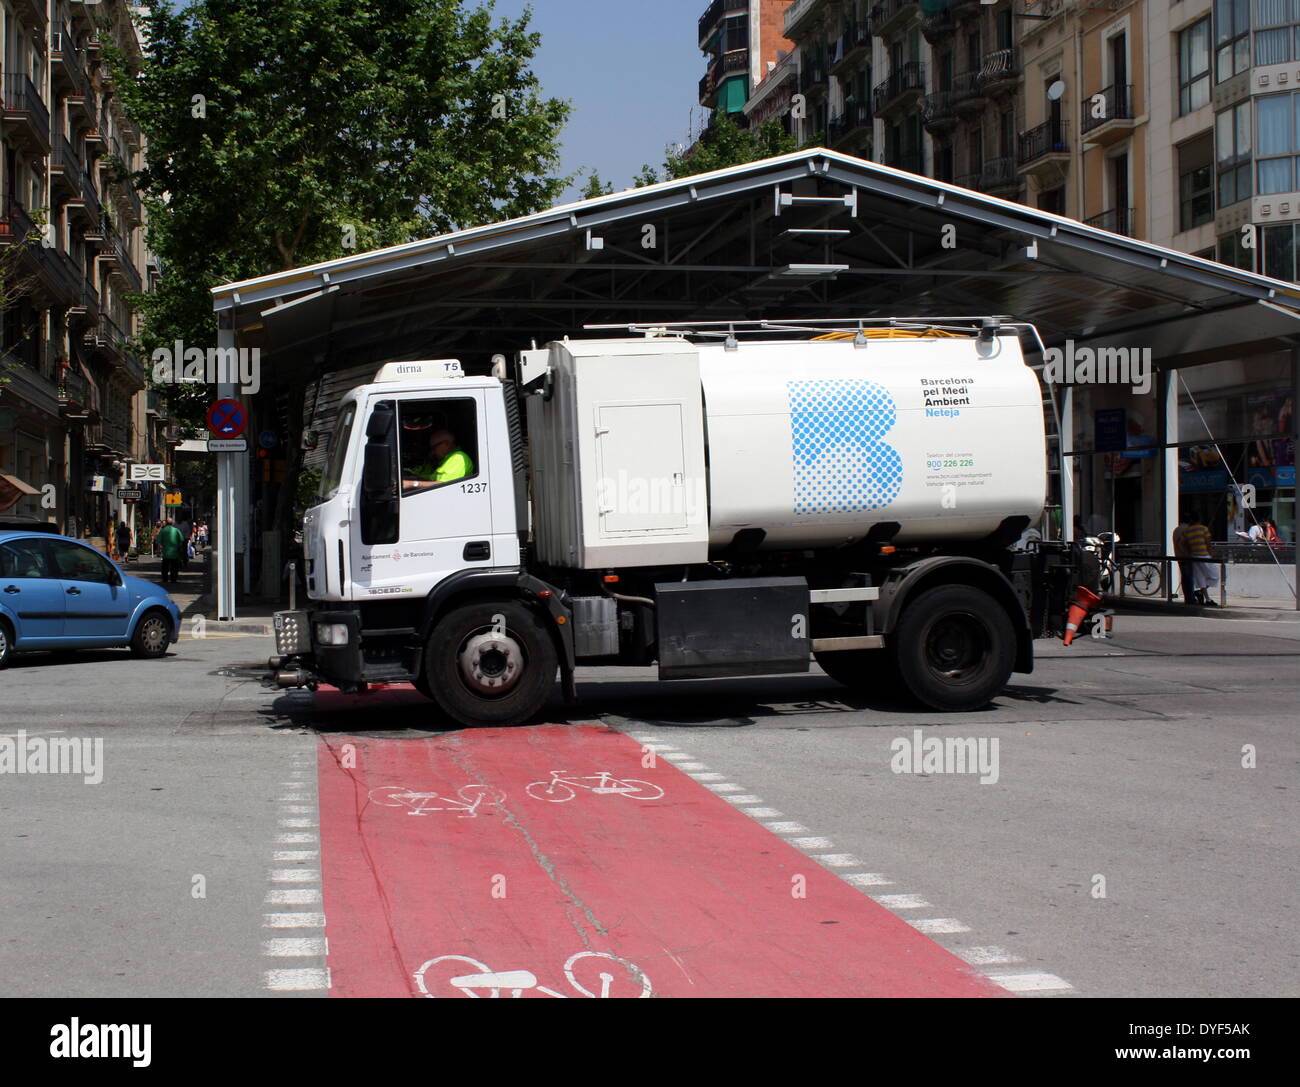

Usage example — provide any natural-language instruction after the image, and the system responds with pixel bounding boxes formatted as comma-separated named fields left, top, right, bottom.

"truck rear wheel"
left=892, top=585, right=1015, bottom=711
left=813, top=649, right=899, bottom=697
left=424, top=601, right=557, bottom=727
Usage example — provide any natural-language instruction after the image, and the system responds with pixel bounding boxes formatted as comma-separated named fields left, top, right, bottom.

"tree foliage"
left=106, top=0, right=571, bottom=428
left=632, top=112, right=797, bottom=188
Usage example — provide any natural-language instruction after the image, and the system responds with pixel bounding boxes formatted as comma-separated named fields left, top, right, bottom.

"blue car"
left=0, top=528, right=181, bottom=668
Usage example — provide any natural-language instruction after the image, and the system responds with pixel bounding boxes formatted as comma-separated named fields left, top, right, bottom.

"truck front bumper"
left=269, top=607, right=365, bottom=690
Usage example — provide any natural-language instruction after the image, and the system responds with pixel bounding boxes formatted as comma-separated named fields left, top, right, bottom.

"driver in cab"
left=402, top=429, right=473, bottom=491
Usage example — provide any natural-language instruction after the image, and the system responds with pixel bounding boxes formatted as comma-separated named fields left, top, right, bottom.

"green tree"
left=105, top=0, right=570, bottom=535
left=634, top=113, right=797, bottom=187
left=580, top=170, right=615, bottom=199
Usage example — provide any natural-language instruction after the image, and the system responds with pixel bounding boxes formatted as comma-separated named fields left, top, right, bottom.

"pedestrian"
left=1182, top=513, right=1219, bottom=607
left=1264, top=519, right=1284, bottom=546
left=177, top=517, right=193, bottom=570
left=1172, top=514, right=1195, bottom=606
left=115, top=521, right=131, bottom=562
left=157, top=517, right=185, bottom=584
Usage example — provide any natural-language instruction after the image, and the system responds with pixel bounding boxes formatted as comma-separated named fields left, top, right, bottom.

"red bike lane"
left=316, top=721, right=1007, bottom=998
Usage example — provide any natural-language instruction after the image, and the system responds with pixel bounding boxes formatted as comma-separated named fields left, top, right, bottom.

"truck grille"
left=274, top=610, right=310, bottom=655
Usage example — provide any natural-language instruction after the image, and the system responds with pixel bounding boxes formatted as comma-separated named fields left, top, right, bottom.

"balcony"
left=951, top=69, right=986, bottom=115
left=51, top=132, right=82, bottom=196
left=955, top=170, right=980, bottom=191
left=84, top=313, right=126, bottom=357
left=35, top=244, right=82, bottom=306
left=799, top=58, right=828, bottom=98
left=58, top=363, right=92, bottom=416
left=698, top=0, right=746, bottom=48
left=0, top=197, right=37, bottom=247
left=872, top=61, right=924, bottom=117
left=1081, top=84, right=1137, bottom=144
left=829, top=100, right=873, bottom=149
left=977, top=48, right=1019, bottom=96
left=1018, top=120, right=1070, bottom=176
left=2, top=74, right=51, bottom=154
left=920, top=8, right=955, bottom=44
left=949, top=0, right=983, bottom=17
left=784, top=0, right=825, bottom=39
left=51, top=25, right=91, bottom=101
left=833, top=21, right=872, bottom=74
left=12, top=0, right=47, bottom=30
left=979, top=155, right=1020, bottom=194
left=68, top=282, right=101, bottom=325
left=1084, top=207, right=1136, bottom=237
left=69, top=172, right=105, bottom=233
left=871, top=0, right=919, bottom=38
left=921, top=91, right=958, bottom=134
left=99, top=230, right=143, bottom=293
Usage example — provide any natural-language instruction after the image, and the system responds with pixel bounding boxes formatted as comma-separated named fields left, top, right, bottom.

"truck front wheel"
left=893, top=585, right=1015, bottom=711
left=813, top=649, right=900, bottom=698
left=424, top=601, right=558, bottom=727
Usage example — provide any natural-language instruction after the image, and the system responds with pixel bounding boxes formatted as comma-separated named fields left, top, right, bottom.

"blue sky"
left=488, top=0, right=709, bottom=199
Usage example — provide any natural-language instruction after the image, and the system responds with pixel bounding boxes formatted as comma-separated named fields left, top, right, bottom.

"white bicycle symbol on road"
left=369, top=784, right=504, bottom=818
left=524, top=770, right=664, bottom=804
left=413, top=952, right=652, bottom=998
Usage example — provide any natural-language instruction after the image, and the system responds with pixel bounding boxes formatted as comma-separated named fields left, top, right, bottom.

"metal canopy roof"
left=212, top=148, right=1300, bottom=385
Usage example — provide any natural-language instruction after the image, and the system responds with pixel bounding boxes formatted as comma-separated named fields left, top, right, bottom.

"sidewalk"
left=128, top=552, right=276, bottom=635
left=1106, top=592, right=1300, bottom=621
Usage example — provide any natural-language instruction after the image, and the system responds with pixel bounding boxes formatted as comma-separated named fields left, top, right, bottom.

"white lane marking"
left=909, top=918, right=972, bottom=934
left=704, top=783, right=746, bottom=793
left=844, top=873, right=894, bottom=887
left=723, top=796, right=766, bottom=806
left=988, top=972, right=1074, bottom=993
left=265, top=888, right=321, bottom=905
left=956, top=946, right=1024, bottom=966
left=763, top=821, right=810, bottom=834
left=279, top=805, right=314, bottom=814
left=272, top=850, right=319, bottom=862
left=630, top=734, right=661, bottom=742
left=687, top=772, right=726, bottom=781
left=278, top=818, right=317, bottom=828
left=812, top=853, right=862, bottom=867
left=269, top=869, right=320, bottom=883
left=275, top=833, right=315, bottom=844
left=275, top=795, right=310, bottom=803
left=262, top=937, right=328, bottom=957
left=278, top=782, right=309, bottom=788
left=263, top=913, right=326, bottom=928
left=871, top=893, right=931, bottom=909
left=792, top=837, right=835, bottom=849
left=738, top=806, right=782, bottom=816
left=263, top=967, right=330, bottom=991
left=674, top=762, right=709, bottom=771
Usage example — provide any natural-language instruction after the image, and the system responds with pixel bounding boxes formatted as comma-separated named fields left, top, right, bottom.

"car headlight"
left=314, top=622, right=350, bottom=646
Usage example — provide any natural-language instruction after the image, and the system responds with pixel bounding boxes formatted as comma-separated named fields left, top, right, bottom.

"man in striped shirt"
left=1181, top=515, right=1219, bottom=606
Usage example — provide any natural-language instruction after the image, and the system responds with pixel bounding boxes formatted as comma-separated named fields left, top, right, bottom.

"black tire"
left=813, top=649, right=900, bottom=696
left=411, top=670, right=434, bottom=700
left=130, top=609, right=173, bottom=658
left=892, top=584, right=1016, bottom=711
left=424, top=601, right=557, bottom=727
left=0, top=618, right=12, bottom=669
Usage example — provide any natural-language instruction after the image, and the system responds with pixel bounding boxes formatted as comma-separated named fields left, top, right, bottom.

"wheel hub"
left=458, top=630, right=524, bottom=695
left=927, top=616, right=982, bottom=677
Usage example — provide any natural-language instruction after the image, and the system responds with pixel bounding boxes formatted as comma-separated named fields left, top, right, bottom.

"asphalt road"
left=0, top=613, right=1295, bottom=998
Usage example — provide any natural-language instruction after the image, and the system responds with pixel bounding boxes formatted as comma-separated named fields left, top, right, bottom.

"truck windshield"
left=320, top=403, right=356, bottom=501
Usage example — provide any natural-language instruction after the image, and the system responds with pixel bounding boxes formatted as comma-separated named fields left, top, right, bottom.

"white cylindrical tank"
left=699, top=334, right=1046, bottom=548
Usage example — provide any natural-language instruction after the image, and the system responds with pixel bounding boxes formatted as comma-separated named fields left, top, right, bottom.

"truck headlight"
left=315, top=622, right=350, bottom=646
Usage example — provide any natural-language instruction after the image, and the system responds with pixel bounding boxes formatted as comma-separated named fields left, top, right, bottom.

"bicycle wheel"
left=1127, top=562, right=1163, bottom=597
left=369, top=786, right=414, bottom=808
left=454, top=785, right=507, bottom=812
left=617, top=778, right=665, bottom=801
left=563, top=952, right=652, bottom=999
left=525, top=779, right=576, bottom=803
left=413, top=955, right=496, bottom=998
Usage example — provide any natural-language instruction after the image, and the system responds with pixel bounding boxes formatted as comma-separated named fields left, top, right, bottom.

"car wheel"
left=424, top=601, right=557, bottom=727
left=0, top=619, right=12, bottom=670
left=893, top=585, right=1016, bottom=711
left=130, top=609, right=173, bottom=658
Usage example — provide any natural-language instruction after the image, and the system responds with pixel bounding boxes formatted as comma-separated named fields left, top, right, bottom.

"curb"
left=1106, top=596, right=1300, bottom=622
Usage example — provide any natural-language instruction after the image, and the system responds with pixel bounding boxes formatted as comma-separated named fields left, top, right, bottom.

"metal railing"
left=0, top=196, right=36, bottom=243
left=1083, top=206, right=1135, bottom=236
left=921, top=91, right=956, bottom=127
left=1080, top=83, right=1134, bottom=134
left=872, top=61, right=924, bottom=114
left=58, top=363, right=90, bottom=408
left=978, top=47, right=1019, bottom=88
left=1018, top=119, right=1069, bottom=163
left=979, top=155, right=1018, bottom=190
left=2, top=73, right=50, bottom=138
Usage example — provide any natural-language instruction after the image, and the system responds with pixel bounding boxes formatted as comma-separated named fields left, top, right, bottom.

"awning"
left=0, top=473, right=39, bottom=513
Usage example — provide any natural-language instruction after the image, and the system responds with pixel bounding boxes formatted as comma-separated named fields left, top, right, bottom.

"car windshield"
left=320, top=403, right=356, bottom=501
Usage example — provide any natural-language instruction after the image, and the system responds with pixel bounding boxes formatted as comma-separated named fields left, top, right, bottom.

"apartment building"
left=0, top=0, right=164, bottom=546
left=728, top=0, right=1297, bottom=548
left=699, top=0, right=796, bottom=125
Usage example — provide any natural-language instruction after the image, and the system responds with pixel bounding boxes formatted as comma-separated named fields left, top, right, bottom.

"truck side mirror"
left=360, top=401, right=399, bottom=545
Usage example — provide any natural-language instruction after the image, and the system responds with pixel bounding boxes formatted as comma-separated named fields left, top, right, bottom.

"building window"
left=1262, top=222, right=1297, bottom=278
left=1179, top=135, right=1216, bottom=229
left=1179, top=19, right=1212, bottom=114
left=1218, top=229, right=1256, bottom=268
left=1039, top=187, right=1066, bottom=214
left=1215, top=0, right=1251, bottom=81
left=1216, top=102, right=1252, bottom=205
left=1256, top=91, right=1300, bottom=193
left=1255, top=0, right=1297, bottom=64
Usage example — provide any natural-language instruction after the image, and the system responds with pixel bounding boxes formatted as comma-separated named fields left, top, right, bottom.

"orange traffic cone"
left=1062, top=585, right=1102, bottom=646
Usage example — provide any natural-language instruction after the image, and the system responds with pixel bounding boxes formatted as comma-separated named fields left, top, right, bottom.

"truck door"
left=349, top=392, right=495, bottom=598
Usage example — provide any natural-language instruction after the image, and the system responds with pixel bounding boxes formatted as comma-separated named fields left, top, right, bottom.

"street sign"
left=164, top=492, right=183, bottom=506
left=208, top=438, right=248, bottom=453
left=117, top=488, right=143, bottom=501
left=206, top=399, right=247, bottom=438
left=258, top=429, right=278, bottom=449
left=129, top=463, right=165, bottom=482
